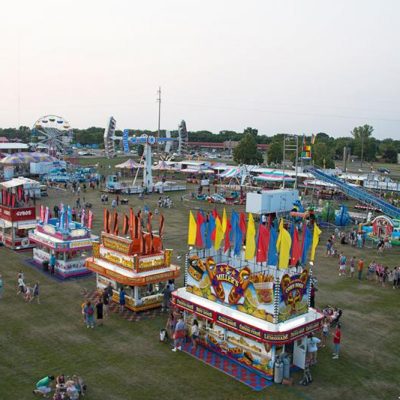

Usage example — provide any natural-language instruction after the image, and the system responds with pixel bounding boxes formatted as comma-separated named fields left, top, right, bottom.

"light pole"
left=360, top=132, right=364, bottom=168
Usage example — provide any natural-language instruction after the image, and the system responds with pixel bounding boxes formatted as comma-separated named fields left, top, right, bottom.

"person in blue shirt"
left=119, top=288, right=126, bottom=313
left=49, top=253, right=56, bottom=275
left=307, top=333, right=321, bottom=366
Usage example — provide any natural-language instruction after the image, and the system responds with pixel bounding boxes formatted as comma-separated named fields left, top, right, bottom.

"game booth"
left=172, top=190, right=324, bottom=390
left=0, top=178, right=39, bottom=250
left=85, top=209, right=180, bottom=312
left=28, top=206, right=98, bottom=279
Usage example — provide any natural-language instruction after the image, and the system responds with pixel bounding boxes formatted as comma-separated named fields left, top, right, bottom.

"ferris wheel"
left=31, top=115, right=73, bottom=156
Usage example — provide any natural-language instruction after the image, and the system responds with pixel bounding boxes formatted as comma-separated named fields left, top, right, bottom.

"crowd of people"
left=16, top=271, right=40, bottom=304
left=33, top=374, right=86, bottom=399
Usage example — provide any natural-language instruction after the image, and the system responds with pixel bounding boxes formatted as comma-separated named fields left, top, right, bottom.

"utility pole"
left=360, top=133, right=364, bottom=169
left=156, top=86, right=161, bottom=140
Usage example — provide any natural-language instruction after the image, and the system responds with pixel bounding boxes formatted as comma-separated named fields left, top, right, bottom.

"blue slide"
left=309, top=168, right=400, bottom=219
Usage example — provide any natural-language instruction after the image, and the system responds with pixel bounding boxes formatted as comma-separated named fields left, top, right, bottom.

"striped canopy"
left=0, top=152, right=57, bottom=165
left=115, top=159, right=142, bottom=169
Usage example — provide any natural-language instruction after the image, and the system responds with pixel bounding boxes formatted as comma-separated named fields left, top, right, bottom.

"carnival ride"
left=309, top=168, right=400, bottom=219
left=361, top=215, right=400, bottom=246
left=31, top=115, right=73, bottom=156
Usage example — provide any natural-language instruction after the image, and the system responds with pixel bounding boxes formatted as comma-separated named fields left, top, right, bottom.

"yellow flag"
left=310, top=223, right=321, bottom=261
left=245, top=213, right=256, bottom=260
left=222, top=208, right=227, bottom=233
left=214, top=216, right=224, bottom=250
left=187, top=211, right=197, bottom=245
left=276, top=219, right=292, bottom=269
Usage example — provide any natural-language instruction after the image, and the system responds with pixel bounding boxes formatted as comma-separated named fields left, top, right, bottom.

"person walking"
left=307, top=333, right=321, bottom=366
left=338, top=253, right=347, bottom=277
left=96, top=297, right=104, bottom=326
left=332, top=323, right=342, bottom=359
left=172, top=315, right=186, bottom=352
left=84, top=301, right=95, bottom=328
left=31, top=281, right=40, bottom=304
left=349, top=256, right=355, bottom=278
left=357, top=258, right=364, bottom=281
left=162, top=282, right=171, bottom=312
left=102, top=289, right=110, bottom=317
left=191, top=319, right=200, bottom=350
left=49, top=252, right=56, bottom=276
left=17, top=273, right=26, bottom=296
left=119, top=287, right=126, bottom=313
left=321, top=318, right=329, bottom=347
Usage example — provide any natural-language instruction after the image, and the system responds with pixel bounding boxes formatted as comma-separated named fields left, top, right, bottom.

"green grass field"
left=1, top=161, right=400, bottom=400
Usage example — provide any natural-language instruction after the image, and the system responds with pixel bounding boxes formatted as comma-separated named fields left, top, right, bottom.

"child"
left=321, top=318, right=329, bottom=347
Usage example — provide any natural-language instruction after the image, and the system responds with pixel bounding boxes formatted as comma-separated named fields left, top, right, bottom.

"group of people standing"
left=81, top=283, right=113, bottom=328
left=16, top=271, right=40, bottom=303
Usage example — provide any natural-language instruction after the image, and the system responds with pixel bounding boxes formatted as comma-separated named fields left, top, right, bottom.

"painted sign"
left=0, top=206, right=36, bottom=222
left=137, top=254, right=165, bottom=272
left=186, top=256, right=274, bottom=322
left=69, top=239, right=94, bottom=249
left=102, top=232, right=133, bottom=255
left=100, top=248, right=134, bottom=269
left=278, top=269, right=309, bottom=322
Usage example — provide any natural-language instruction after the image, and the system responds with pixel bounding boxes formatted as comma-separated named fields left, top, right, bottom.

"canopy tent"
left=0, top=177, right=40, bottom=189
left=254, top=173, right=295, bottom=182
left=115, top=159, right=142, bottom=169
left=152, top=161, right=176, bottom=171
left=219, top=167, right=240, bottom=178
left=0, top=152, right=56, bottom=165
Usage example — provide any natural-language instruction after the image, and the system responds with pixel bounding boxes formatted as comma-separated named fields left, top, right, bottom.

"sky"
left=0, top=0, right=399, bottom=139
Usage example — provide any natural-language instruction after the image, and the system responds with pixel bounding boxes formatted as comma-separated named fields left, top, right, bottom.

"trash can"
left=274, top=357, right=284, bottom=384
left=282, top=354, right=291, bottom=379
left=42, top=261, right=49, bottom=272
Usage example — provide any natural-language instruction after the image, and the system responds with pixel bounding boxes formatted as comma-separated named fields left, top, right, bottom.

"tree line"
left=0, top=124, right=398, bottom=167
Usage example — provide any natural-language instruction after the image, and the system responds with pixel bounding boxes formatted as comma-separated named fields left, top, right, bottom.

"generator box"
left=246, top=189, right=299, bottom=214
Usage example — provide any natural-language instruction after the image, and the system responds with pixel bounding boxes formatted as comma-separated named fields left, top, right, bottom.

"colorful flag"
left=205, top=213, right=215, bottom=249
left=224, top=217, right=232, bottom=253
left=245, top=213, right=256, bottom=260
left=211, top=209, right=220, bottom=240
left=122, top=214, right=129, bottom=235
left=214, top=216, right=224, bottom=250
left=159, top=214, right=165, bottom=237
left=268, top=226, right=278, bottom=265
left=196, top=211, right=205, bottom=248
left=239, top=212, right=247, bottom=243
left=232, top=211, right=243, bottom=256
left=290, top=226, right=301, bottom=266
left=187, top=211, right=197, bottom=246
left=87, top=210, right=93, bottom=229
left=301, top=225, right=312, bottom=264
left=310, top=223, right=322, bottom=261
left=222, top=208, right=227, bottom=233
left=276, top=219, right=292, bottom=269
left=256, top=223, right=270, bottom=263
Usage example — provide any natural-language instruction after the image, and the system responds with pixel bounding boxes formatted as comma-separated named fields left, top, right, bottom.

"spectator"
left=332, top=323, right=342, bottom=359
left=49, top=253, right=56, bottom=275
left=111, top=199, right=117, bottom=209
left=172, top=315, right=186, bottom=352
left=102, top=289, right=110, bottom=317
left=307, top=333, right=321, bottom=366
left=349, top=256, right=355, bottom=278
left=84, top=301, right=95, bottom=328
left=17, top=273, right=25, bottom=295
left=119, top=287, right=126, bottom=313
left=321, top=318, right=329, bottom=347
left=96, top=297, right=104, bottom=326
left=191, top=319, right=200, bottom=349
left=33, top=375, right=55, bottom=397
left=357, top=258, right=364, bottom=281
left=32, top=282, right=40, bottom=304
left=338, top=252, right=347, bottom=277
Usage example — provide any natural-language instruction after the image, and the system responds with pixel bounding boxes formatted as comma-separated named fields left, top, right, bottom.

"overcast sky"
left=0, top=0, right=399, bottom=138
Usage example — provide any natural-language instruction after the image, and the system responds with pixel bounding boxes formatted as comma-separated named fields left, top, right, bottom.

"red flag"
left=195, top=211, right=205, bottom=247
left=224, top=218, right=232, bottom=252
left=112, top=212, right=118, bottom=235
left=159, top=214, right=165, bottom=237
left=239, top=212, right=247, bottom=243
left=122, top=215, right=129, bottom=235
left=291, top=227, right=302, bottom=266
left=88, top=210, right=93, bottom=229
left=103, top=209, right=109, bottom=233
left=11, top=194, right=16, bottom=208
left=147, top=212, right=153, bottom=233
left=211, top=209, right=220, bottom=240
left=256, top=223, right=270, bottom=263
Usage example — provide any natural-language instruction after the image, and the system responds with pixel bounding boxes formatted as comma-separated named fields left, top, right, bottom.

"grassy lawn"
left=1, top=162, right=400, bottom=399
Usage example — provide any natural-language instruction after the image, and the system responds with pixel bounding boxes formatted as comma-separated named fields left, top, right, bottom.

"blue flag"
left=267, top=226, right=278, bottom=265
left=205, top=214, right=215, bottom=249
left=301, top=225, right=312, bottom=265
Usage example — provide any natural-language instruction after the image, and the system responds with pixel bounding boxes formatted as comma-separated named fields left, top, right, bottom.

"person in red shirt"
left=332, top=323, right=341, bottom=359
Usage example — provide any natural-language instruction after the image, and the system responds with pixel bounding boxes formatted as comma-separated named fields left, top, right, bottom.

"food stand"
left=0, top=178, right=40, bottom=249
left=172, top=190, right=324, bottom=384
left=85, top=209, right=180, bottom=312
left=29, top=206, right=98, bottom=279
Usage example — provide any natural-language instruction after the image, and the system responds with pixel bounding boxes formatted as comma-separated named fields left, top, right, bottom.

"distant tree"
left=315, top=132, right=331, bottom=143
left=243, top=127, right=258, bottom=137
left=233, top=134, right=263, bottom=164
left=381, top=145, right=398, bottom=163
left=267, top=140, right=283, bottom=164
left=312, top=143, right=335, bottom=168
left=351, top=125, right=374, bottom=166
